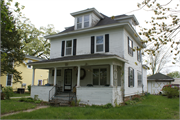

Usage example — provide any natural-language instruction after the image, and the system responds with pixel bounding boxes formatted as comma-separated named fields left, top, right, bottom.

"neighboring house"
left=147, top=73, right=174, bottom=94
left=0, top=55, right=48, bottom=91
left=28, top=8, right=147, bottom=105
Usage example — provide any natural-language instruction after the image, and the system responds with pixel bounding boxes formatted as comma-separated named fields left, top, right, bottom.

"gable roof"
left=25, top=55, right=45, bottom=61
left=147, top=73, right=174, bottom=81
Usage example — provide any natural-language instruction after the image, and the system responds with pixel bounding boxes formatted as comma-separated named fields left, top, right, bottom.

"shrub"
left=70, top=101, right=75, bottom=106
left=2, top=87, right=13, bottom=99
left=27, top=85, right=31, bottom=93
left=163, top=86, right=179, bottom=98
left=125, top=100, right=136, bottom=105
left=103, top=103, right=113, bottom=108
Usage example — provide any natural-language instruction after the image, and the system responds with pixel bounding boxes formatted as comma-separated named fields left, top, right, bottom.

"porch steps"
left=49, top=97, right=70, bottom=106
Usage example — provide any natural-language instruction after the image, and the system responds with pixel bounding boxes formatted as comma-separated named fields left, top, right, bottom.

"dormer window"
left=76, top=14, right=90, bottom=29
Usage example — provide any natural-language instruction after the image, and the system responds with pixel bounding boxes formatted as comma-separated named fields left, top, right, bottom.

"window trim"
left=65, top=40, right=73, bottom=56
left=128, top=67, right=134, bottom=87
left=137, top=71, right=142, bottom=87
left=137, top=46, right=141, bottom=62
left=75, top=14, right=91, bottom=29
left=27, top=60, right=32, bottom=69
left=128, top=37, right=133, bottom=56
left=92, top=66, right=109, bottom=86
left=95, top=35, right=105, bottom=53
left=6, top=74, right=13, bottom=86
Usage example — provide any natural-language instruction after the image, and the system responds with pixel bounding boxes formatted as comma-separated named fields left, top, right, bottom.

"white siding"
left=91, top=13, right=101, bottom=27
left=31, top=86, right=54, bottom=102
left=50, top=28, right=124, bottom=59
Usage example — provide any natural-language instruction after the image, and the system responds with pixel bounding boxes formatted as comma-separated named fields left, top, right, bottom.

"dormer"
left=70, top=8, right=104, bottom=30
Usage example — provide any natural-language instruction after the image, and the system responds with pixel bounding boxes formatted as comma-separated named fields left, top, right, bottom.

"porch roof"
left=28, top=54, right=128, bottom=65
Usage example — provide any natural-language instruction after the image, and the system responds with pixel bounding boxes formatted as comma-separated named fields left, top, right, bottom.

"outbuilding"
left=147, top=73, right=174, bottom=94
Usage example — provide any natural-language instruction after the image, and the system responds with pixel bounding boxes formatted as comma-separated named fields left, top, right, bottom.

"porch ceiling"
left=28, top=54, right=128, bottom=68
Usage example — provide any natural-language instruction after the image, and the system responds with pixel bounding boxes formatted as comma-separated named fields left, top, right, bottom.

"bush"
left=163, top=86, right=179, bottom=98
left=103, top=103, right=113, bottom=108
left=2, top=87, right=13, bottom=99
left=27, top=85, right=31, bottom=93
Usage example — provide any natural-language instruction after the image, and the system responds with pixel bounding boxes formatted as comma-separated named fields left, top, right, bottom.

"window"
left=95, top=35, right=104, bottom=53
left=137, top=47, right=141, bottom=62
left=27, top=60, right=32, bottom=69
left=76, top=14, right=90, bottom=29
left=128, top=67, right=134, bottom=87
left=93, top=68, right=107, bottom=85
left=7, top=74, right=12, bottom=86
left=65, top=40, right=72, bottom=56
left=38, top=80, right=42, bottom=85
left=128, top=37, right=133, bottom=56
left=138, top=72, right=142, bottom=87
left=52, top=70, right=61, bottom=76
left=77, top=17, right=82, bottom=29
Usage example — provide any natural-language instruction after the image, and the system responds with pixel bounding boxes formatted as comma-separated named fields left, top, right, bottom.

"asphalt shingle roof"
left=147, top=73, right=174, bottom=81
left=59, top=13, right=121, bottom=34
left=29, top=54, right=119, bottom=64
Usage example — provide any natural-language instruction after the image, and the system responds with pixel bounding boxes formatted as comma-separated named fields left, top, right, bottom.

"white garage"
left=147, top=73, right=174, bottom=94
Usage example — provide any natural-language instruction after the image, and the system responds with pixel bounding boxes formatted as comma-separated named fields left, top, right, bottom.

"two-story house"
left=29, top=8, right=147, bottom=106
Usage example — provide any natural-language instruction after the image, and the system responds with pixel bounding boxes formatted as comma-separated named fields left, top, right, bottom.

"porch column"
left=110, top=64, right=113, bottom=87
left=32, top=68, right=35, bottom=86
left=54, top=67, right=57, bottom=86
left=77, top=65, right=80, bottom=87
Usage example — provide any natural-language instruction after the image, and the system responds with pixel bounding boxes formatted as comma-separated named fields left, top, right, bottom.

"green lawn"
left=12, top=92, right=30, bottom=97
left=1, top=99, right=36, bottom=114
left=1, top=95, right=179, bottom=119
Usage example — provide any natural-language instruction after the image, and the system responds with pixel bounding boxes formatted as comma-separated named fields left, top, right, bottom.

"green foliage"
left=19, top=97, right=43, bottom=104
left=71, top=101, right=75, bottom=106
left=162, top=86, right=179, bottom=98
left=2, top=87, right=14, bottom=99
left=167, top=71, right=180, bottom=78
left=27, top=85, right=31, bottom=93
left=102, top=103, right=113, bottom=108
left=1, top=0, right=25, bottom=83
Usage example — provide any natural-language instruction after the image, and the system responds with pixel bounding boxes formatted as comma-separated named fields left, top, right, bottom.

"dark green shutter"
left=128, top=67, right=130, bottom=87
left=105, top=34, right=109, bottom=52
left=132, top=69, right=134, bottom=87
left=73, top=39, right=77, bottom=55
left=91, top=36, right=94, bottom=54
left=61, top=41, right=65, bottom=56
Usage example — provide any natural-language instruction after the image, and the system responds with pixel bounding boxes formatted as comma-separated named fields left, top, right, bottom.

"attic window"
left=76, top=14, right=90, bottom=29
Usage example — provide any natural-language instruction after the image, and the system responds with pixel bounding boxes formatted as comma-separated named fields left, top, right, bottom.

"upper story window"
left=7, top=74, right=12, bottom=86
left=128, top=37, right=133, bottom=56
left=27, top=60, right=32, bottom=69
left=137, top=46, right=141, bottom=62
left=65, top=40, right=73, bottom=56
left=76, top=14, right=90, bottom=29
left=95, top=35, right=104, bottom=53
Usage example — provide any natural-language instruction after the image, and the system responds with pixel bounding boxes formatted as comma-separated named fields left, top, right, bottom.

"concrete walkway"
left=1, top=106, right=49, bottom=117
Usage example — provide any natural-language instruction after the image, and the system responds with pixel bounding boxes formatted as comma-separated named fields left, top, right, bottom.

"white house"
left=28, top=8, right=147, bottom=106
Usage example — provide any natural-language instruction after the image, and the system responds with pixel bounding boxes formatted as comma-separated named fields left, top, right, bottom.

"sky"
left=11, top=0, right=180, bottom=74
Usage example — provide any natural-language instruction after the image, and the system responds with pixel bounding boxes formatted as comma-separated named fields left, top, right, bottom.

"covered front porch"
left=29, top=54, right=127, bottom=105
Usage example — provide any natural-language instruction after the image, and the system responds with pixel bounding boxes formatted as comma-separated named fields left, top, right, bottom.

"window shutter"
left=61, top=41, right=65, bottom=56
left=137, top=46, right=139, bottom=61
left=91, top=36, right=94, bottom=54
left=132, top=69, right=134, bottom=87
left=140, top=50, right=141, bottom=62
left=128, top=67, right=130, bottom=87
left=73, top=39, right=77, bottom=55
left=105, top=34, right=109, bottom=52
left=128, top=37, right=130, bottom=54
left=132, top=41, right=133, bottom=56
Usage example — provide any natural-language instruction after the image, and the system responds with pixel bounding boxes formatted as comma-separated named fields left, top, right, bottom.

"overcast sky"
left=11, top=0, right=180, bottom=74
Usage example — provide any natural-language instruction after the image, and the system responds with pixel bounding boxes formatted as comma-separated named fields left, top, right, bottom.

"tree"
left=146, top=47, right=171, bottom=75
left=167, top=71, right=180, bottom=78
left=16, top=16, right=58, bottom=59
left=1, top=0, right=25, bottom=83
left=137, top=0, right=180, bottom=64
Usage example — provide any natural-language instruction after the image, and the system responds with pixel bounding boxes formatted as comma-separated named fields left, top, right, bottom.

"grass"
left=1, top=98, right=36, bottom=114
left=12, top=92, right=30, bottom=97
left=1, top=95, right=179, bottom=119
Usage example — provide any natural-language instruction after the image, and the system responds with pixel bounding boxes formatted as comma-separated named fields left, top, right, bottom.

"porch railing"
left=49, top=86, right=56, bottom=102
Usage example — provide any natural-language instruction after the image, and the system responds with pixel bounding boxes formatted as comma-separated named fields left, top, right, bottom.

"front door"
left=64, top=69, right=72, bottom=91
